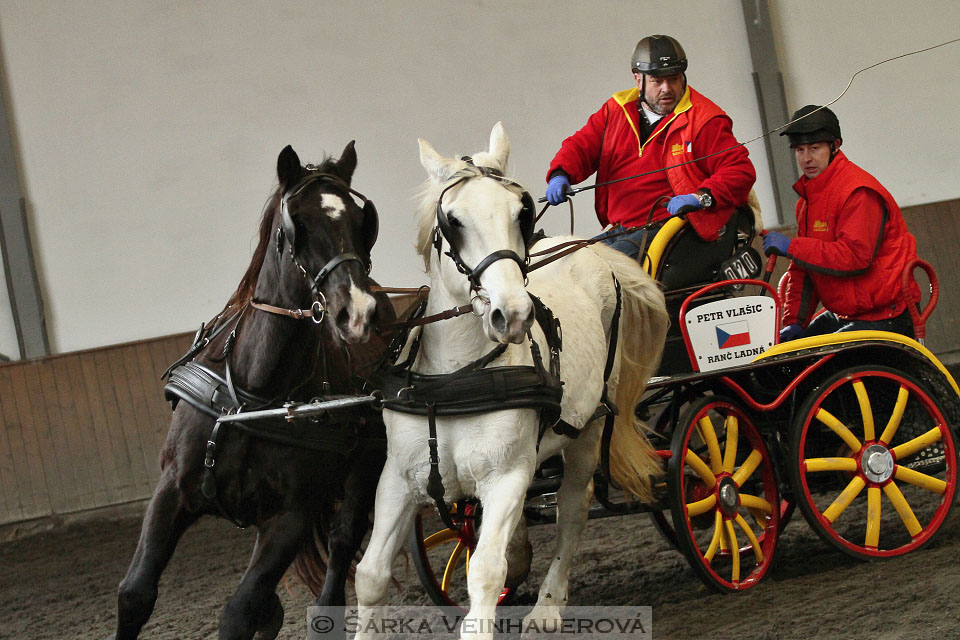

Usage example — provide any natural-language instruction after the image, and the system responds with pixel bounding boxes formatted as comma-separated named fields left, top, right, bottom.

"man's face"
left=793, top=141, right=835, bottom=179
left=635, top=72, right=684, bottom=116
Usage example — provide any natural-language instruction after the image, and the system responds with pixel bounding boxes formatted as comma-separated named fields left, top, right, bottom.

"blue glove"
left=667, top=193, right=701, bottom=216
left=762, top=231, right=792, bottom=256
left=546, top=175, right=571, bottom=205
left=780, top=323, right=804, bottom=342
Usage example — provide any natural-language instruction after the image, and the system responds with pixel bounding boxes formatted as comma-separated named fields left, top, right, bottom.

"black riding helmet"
left=631, top=35, right=687, bottom=76
left=780, top=105, right=842, bottom=147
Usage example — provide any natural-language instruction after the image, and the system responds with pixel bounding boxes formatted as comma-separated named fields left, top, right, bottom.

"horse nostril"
left=491, top=308, right=507, bottom=334
left=336, top=307, right=350, bottom=330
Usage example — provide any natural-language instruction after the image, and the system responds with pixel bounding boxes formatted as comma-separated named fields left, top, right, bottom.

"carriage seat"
left=645, top=204, right=759, bottom=292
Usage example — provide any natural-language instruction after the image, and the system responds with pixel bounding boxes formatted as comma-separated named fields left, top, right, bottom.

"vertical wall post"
left=741, top=0, right=798, bottom=227
left=0, top=56, right=49, bottom=359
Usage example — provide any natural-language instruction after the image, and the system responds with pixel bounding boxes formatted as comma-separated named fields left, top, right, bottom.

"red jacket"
left=781, top=151, right=920, bottom=326
left=547, top=86, right=755, bottom=240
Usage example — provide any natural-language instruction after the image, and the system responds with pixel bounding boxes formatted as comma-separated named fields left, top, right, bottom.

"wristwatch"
left=696, top=189, right=714, bottom=209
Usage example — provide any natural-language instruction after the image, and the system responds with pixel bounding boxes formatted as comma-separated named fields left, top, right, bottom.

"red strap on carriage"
left=902, top=258, right=938, bottom=341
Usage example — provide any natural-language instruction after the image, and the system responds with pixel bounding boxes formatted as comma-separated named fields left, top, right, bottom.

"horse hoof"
left=253, top=597, right=284, bottom=640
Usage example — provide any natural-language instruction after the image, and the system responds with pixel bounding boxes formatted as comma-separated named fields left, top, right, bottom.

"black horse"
left=114, top=143, right=391, bottom=639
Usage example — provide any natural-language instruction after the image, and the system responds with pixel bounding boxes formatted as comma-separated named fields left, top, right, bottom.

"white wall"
left=0, top=0, right=954, bottom=356
left=770, top=0, right=960, bottom=206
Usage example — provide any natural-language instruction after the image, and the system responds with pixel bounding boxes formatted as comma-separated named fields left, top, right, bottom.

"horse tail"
left=592, top=244, right=670, bottom=502
left=290, top=513, right=332, bottom=597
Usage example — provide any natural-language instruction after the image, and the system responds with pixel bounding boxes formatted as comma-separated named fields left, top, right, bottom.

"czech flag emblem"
left=716, top=321, right=750, bottom=349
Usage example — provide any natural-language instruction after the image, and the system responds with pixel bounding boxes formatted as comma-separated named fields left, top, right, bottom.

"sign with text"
left=683, top=296, right=777, bottom=372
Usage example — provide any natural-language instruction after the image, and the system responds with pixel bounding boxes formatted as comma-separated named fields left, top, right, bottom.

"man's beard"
left=645, top=94, right=675, bottom=116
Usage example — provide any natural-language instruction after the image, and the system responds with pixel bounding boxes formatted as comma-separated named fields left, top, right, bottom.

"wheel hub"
left=861, top=444, right=895, bottom=483
left=717, top=477, right=740, bottom=515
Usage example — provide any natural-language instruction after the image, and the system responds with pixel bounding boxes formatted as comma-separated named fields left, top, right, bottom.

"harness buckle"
left=204, top=440, right=216, bottom=468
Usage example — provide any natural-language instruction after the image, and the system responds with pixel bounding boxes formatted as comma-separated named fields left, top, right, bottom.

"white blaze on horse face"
left=341, top=276, right=377, bottom=344
left=320, top=194, right=346, bottom=219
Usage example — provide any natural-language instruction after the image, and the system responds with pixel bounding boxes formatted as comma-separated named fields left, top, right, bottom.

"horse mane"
left=223, top=189, right=282, bottom=311
left=413, top=150, right=511, bottom=272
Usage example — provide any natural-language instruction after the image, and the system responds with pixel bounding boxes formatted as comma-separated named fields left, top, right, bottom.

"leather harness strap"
left=250, top=300, right=324, bottom=323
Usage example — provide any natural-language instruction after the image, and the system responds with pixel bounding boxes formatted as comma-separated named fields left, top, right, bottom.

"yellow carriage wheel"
left=407, top=500, right=513, bottom=609
left=667, top=396, right=780, bottom=592
left=789, top=365, right=957, bottom=559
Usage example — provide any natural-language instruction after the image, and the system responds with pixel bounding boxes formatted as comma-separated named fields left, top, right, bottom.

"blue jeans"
left=594, top=221, right=667, bottom=260
left=803, top=309, right=916, bottom=340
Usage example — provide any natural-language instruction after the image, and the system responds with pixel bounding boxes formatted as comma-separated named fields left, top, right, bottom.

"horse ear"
left=487, top=121, right=510, bottom=172
left=336, top=140, right=358, bottom=184
left=277, top=145, right=303, bottom=188
left=419, top=138, right=457, bottom=183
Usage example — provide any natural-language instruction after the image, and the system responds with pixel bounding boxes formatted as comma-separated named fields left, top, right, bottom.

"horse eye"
left=449, top=216, right=464, bottom=229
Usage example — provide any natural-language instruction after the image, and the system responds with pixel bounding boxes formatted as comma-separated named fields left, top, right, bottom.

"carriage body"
left=409, top=212, right=960, bottom=601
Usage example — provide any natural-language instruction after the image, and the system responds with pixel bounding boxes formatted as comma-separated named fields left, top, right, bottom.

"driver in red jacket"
left=763, top=105, right=921, bottom=341
left=545, top=34, right=755, bottom=258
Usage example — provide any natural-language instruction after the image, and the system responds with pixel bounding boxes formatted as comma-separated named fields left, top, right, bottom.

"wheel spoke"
left=441, top=540, right=466, bottom=592
left=722, top=415, right=739, bottom=474
left=724, top=519, right=740, bottom=582
left=687, top=494, right=717, bottom=517
left=698, top=416, right=723, bottom=474
left=894, top=464, right=948, bottom=494
left=423, top=528, right=459, bottom=550
left=739, top=493, right=772, bottom=514
left=823, top=476, right=866, bottom=523
left=803, top=457, right=858, bottom=473
left=852, top=380, right=875, bottom=442
left=731, top=449, right=762, bottom=486
left=879, top=385, right=910, bottom=445
left=891, top=426, right=943, bottom=460
left=816, top=408, right=863, bottom=453
left=882, top=480, right=924, bottom=536
left=704, top=511, right=723, bottom=562
left=735, top=513, right=764, bottom=563
left=685, top=449, right=717, bottom=487
left=865, top=486, right=881, bottom=548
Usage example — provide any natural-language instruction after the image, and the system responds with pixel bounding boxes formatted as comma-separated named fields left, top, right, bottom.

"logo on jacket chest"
left=671, top=142, right=691, bottom=156
left=813, top=219, right=828, bottom=233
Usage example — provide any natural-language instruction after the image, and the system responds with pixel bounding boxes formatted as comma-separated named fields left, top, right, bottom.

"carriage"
left=405, top=198, right=958, bottom=601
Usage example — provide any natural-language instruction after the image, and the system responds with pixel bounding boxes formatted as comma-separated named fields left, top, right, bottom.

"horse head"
left=273, top=143, right=379, bottom=344
left=417, top=122, right=535, bottom=344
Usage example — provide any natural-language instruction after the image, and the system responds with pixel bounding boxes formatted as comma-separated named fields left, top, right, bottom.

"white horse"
left=355, top=122, right=669, bottom=638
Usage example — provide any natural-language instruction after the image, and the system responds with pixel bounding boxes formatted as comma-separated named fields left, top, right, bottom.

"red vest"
left=547, top=86, right=754, bottom=241
left=788, top=152, right=920, bottom=321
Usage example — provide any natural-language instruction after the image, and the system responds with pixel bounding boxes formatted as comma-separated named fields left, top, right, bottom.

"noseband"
left=433, top=159, right=535, bottom=292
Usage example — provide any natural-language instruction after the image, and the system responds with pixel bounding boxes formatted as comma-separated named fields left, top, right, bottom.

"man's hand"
left=762, top=230, right=792, bottom=256
left=667, top=193, right=701, bottom=216
left=546, top=175, right=571, bottom=205
left=779, top=323, right=804, bottom=342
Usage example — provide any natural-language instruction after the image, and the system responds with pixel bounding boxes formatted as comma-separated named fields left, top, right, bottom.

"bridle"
left=432, top=159, right=535, bottom=294
left=251, top=168, right=379, bottom=324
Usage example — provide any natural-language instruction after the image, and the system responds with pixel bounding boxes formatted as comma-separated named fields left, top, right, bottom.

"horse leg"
left=115, top=466, right=199, bottom=640
left=353, top=457, right=418, bottom=640
left=462, top=466, right=534, bottom=640
left=525, top=422, right=602, bottom=624
left=217, top=511, right=309, bottom=640
left=316, top=445, right=385, bottom=606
